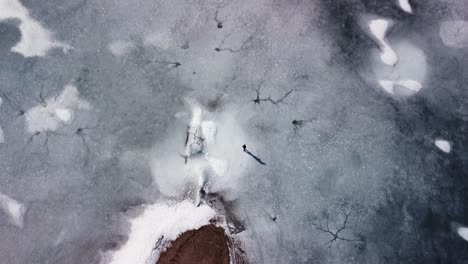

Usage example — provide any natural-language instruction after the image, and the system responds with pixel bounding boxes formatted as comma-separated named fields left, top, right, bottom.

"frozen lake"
left=0, top=0, right=467, bottom=263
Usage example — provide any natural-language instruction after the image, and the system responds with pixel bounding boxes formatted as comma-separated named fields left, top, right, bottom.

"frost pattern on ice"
left=25, top=85, right=91, bottom=133
left=0, top=192, right=26, bottom=228
left=0, top=0, right=70, bottom=57
left=107, top=201, right=216, bottom=264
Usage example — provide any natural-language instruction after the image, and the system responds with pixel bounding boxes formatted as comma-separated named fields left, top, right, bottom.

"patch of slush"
left=25, top=85, right=91, bottom=133
left=439, top=20, right=468, bottom=48
left=397, top=0, right=413, bottom=14
left=106, top=200, right=216, bottom=264
left=435, top=139, right=451, bottom=153
left=366, top=18, right=398, bottom=66
left=0, top=0, right=70, bottom=57
left=0, top=192, right=26, bottom=228
left=108, top=40, right=135, bottom=57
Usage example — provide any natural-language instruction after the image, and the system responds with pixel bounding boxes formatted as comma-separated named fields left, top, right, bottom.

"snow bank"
left=435, top=139, right=451, bottom=153
left=107, top=200, right=216, bottom=264
left=0, top=192, right=26, bottom=228
left=0, top=0, right=70, bottom=57
left=25, top=85, right=91, bottom=133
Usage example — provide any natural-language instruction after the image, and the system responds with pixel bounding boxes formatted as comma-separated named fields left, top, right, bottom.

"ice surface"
left=435, top=139, right=451, bottom=153
left=0, top=1, right=465, bottom=263
left=439, top=20, right=468, bottom=48
left=0, top=192, right=26, bottom=228
left=373, top=42, right=427, bottom=97
left=0, top=0, right=69, bottom=57
left=108, top=41, right=135, bottom=57
left=107, top=201, right=216, bottom=264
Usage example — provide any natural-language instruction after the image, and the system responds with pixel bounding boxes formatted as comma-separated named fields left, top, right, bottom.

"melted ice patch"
left=25, top=85, right=91, bottom=133
left=397, top=0, right=413, bottom=14
left=368, top=18, right=398, bottom=66
left=0, top=192, right=26, bottom=228
left=0, top=0, right=70, bottom=57
left=439, top=20, right=468, bottom=48
left=435, top=139, right=451, bottom=153
left=107, top=201, right=216, bottom=264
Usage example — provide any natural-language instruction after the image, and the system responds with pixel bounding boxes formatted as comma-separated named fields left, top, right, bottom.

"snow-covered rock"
left=107, top=200, right=216, bottom=264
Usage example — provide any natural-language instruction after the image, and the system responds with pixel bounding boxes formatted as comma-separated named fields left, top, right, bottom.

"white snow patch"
left=0, top=0, right=70, bottom=57
left=25, top=85, right=91, bottom=133
left=439, top=20, right=468, bottom=48
left=378, top=79, right=422, bottom=96
left=378, top=80, right=395, bottom=94
left=107, top=201, right=216, bottom=264
left=201, top=121, right=217, bottom=145
left=457, top=226, right=468, bottom=242
left=367, top=18, right=398, bottom=66
left=0, top=192, right=26, bottom=228
left=54, top=108, right=73, bottom=123
left=435, top=139, right=451, bottom=153
left=397, top=0, right=413, bottom=14
left=108, top=40, right=135, bottom=57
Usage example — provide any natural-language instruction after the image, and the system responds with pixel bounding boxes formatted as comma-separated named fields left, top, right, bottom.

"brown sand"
left=157, top=225, right=230, bottom=264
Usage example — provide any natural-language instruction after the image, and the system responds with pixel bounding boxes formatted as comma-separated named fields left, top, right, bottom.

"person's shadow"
left=242, top=144, right=266, bottom=165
